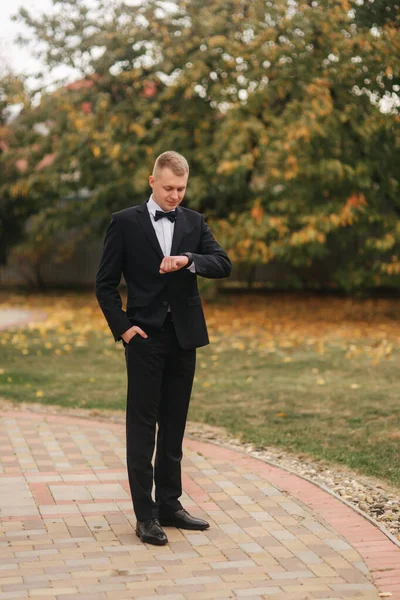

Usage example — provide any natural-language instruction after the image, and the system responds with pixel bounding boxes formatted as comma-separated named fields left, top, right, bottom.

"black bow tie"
left=154, top=210, right=177, bottom=223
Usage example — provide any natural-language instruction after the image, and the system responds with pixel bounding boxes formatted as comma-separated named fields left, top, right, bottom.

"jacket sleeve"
left=95, top=215, right=133, bottom=342
left=191, top=215, right=232, bottom=279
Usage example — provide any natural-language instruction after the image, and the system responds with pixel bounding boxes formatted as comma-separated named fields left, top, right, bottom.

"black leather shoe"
left=159, top=508, right=210, bottom=530
left=135, top=518, right=168, bottom=545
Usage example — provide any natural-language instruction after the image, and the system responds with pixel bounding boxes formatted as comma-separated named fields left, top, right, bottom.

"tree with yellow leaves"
left=2, top=0, right=399, bottom=292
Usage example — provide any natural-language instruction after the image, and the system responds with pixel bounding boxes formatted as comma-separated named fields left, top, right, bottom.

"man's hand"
left=159, top=255, right=189, bottom=274
left=122, top=325, right=148, bottom=343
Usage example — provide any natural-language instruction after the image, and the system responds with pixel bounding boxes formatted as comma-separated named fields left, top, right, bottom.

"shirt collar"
left=147, top=194, right=167, bottom=217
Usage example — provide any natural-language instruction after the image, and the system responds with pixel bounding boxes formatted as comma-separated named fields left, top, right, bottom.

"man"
left=95, top=151, right=231, bottom=546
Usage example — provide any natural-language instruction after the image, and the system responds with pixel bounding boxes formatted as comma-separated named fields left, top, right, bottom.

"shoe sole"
left=158, top=520, right=210, bottom=530
left=135, top=530, right=168, bottom=545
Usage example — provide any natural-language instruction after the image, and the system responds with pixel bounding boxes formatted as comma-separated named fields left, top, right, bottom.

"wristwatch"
left=180, top=252, right=194, bottom=267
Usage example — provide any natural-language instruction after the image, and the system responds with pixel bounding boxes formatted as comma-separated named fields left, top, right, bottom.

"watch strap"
left=180, top=252, right=194, bottom=267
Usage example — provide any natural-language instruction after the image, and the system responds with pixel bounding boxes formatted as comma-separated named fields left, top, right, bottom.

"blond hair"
left=153, top=151, right=189, bottom=177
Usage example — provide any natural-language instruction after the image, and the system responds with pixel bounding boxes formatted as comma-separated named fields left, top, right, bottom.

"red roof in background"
left=16, top=158, right=28, bottom=172
left=142, top=81, right=158, bottom=97
left=35, top=152, right=57, bottom=171
left=66, top=77, right=96, bottom=91
left=81, top=102, right=92, bottom=114
left=4, top=73, right=159, bottom=174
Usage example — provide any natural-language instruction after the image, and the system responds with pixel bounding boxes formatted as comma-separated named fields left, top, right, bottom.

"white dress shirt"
left=147, top=195, right=196, bottom=273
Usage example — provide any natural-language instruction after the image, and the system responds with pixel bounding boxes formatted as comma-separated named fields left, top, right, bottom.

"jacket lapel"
left=136, top=202, right=164, bottom=259
left=170, top=206, right=187, bottom=256
left=136, top=202, right=189, bottom=258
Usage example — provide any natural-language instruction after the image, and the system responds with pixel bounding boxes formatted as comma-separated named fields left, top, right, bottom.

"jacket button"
left=163, top=301, right=168, bottom=306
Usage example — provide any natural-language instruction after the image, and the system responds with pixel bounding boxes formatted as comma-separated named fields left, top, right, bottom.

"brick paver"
left=0, top=411, right=398, bottom=599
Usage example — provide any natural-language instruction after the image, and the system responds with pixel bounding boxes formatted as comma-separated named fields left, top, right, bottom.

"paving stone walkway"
left=0, top=308, right=47, bottom=332
left=0, top=309, right=33, bottom=330
left=0, top=411, right=399, bottom=600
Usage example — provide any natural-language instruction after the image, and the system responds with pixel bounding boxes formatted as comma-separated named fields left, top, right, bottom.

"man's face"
left=149, top=168, right=188, bottom=212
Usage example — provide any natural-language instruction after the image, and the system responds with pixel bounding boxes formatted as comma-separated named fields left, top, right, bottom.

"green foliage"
left=0, top=73, right=40, bottom=265
left=351, top=0, right=400, bottom=30
left=1, top=0, right=399, bottom=291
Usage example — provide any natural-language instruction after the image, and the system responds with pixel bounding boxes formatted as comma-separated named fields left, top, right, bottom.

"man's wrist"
left=180, top=252, right=193, bottom=267
left=122, top=326, right=134, bottom=342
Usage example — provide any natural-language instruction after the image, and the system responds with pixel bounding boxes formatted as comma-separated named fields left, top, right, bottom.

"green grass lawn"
left=1, top=308, right=399, bottom=488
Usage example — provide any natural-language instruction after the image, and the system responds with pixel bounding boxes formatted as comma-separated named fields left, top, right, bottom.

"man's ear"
left=149, top=175, right=154, bottom=188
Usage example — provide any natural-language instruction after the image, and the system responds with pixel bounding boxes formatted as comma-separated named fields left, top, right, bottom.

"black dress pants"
left=123, top=313, right=196, bottom=521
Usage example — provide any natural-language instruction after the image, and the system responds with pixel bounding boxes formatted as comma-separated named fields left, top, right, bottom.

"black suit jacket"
left=95, top=201, right=232, bottom=350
